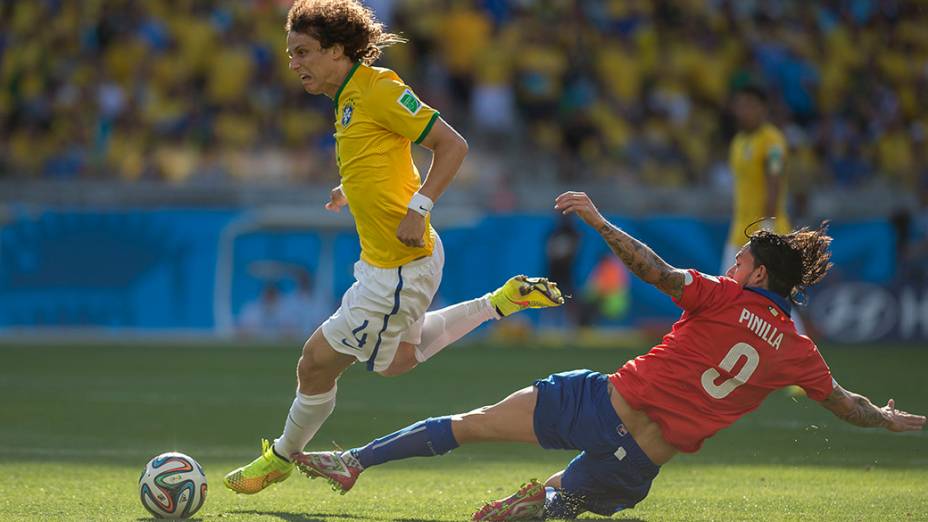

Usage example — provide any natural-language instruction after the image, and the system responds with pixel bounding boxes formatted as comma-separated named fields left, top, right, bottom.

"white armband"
left=407, top=192, right=434, bottom=217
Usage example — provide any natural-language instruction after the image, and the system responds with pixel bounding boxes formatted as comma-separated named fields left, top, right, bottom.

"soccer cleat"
left=472, top=479, right=546, bottom=521
left=223, top=439, right=294, bottom=494
left=290, top=450, right=363, bottom=494
left=489, top=275, right=565, bottom=317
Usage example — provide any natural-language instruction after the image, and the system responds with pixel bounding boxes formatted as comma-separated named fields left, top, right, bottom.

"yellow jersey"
left=728, top=122, right=790, bottom=245
left=333, top=62, right=441, bottom=268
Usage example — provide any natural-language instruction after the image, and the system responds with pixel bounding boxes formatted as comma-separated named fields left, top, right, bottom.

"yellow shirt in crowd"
left=333, top=63, right=440, bottom=268
left=728, top=123, right=791, bottom=245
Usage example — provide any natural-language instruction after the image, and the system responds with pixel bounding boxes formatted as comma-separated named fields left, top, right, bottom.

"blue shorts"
left=533, top=370, right=660, bottom=516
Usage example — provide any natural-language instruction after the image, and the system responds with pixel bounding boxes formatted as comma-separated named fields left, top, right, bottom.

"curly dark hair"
left=286, top=0, right=406, bottom=65
left=748, top=222, right=833, bottom=304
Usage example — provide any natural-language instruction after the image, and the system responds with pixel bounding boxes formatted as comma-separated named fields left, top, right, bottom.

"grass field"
left=0, top=341, right=926, bottom=521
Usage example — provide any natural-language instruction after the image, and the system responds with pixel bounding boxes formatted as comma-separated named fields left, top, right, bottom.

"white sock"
left=273, top=385, right=337, bottom=459
left=415, top=295, right=499, bottom=363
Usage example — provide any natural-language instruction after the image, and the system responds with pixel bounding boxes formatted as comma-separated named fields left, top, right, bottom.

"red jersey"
left=609, top=269, right=834, bottom=453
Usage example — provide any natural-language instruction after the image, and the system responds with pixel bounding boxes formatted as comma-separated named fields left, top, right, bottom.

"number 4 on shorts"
left=341, top=320, right=369, bottom=350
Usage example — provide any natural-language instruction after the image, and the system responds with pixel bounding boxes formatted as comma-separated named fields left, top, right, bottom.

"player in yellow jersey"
left=723, top=84, right=790, bottom=274
left=224, top=0, right=565, bottom=495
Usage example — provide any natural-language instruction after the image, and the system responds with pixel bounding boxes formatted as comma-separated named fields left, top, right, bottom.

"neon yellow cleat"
left=223, top=439, right=294, bottom=494
left=489, top=275, right=565, bottom=317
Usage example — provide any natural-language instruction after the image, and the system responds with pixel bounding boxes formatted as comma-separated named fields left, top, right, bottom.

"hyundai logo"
left=809, top=283, right=896, bottom=343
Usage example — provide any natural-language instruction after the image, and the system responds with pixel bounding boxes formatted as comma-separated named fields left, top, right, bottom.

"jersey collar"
left=745, top=286, right=791, bottom=317
left=334, top=61, right=361, bottom=107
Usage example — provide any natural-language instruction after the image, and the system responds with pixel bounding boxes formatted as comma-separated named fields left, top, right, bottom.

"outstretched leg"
left=451, top=386, right=539, bottom=444
left=291, top=386, right=540, bottom=492
left=475, top=370, right=661, bottom=520
left=380, top=276, right=564, bottom=377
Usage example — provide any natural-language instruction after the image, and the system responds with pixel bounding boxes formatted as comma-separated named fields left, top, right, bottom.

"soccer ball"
left=139, top=452, right=207, bottom=519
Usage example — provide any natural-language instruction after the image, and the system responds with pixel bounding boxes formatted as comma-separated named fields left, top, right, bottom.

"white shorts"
left=321, top=235, right=444, bottom=372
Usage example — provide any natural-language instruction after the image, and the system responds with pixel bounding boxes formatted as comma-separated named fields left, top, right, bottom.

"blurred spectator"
left=893, top=184, right=928, bottom=285
left=237, top=270, right=329, bottom=339
left=1, top=1, right=926, bottom=191
left=278, top=270, right=331, bottom=338
left=545, top=213, right=581, bottom=329
left=579, top=252, right=630, bottom=328
left=470, top=24, right=518, bottom=145
left=436, top=0, right=492, bottom=126
left=237, top=281, right=287, bottom=338
left=721, top=83, right=790, bottom=274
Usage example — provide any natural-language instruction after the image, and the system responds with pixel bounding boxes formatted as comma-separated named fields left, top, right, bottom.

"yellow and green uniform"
left=333, top=62, right=440, bottom=268
left=728, top=122, right=790, bottom=245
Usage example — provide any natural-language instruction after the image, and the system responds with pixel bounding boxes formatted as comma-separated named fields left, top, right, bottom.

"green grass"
left=0, top=342, right=926, bottom=521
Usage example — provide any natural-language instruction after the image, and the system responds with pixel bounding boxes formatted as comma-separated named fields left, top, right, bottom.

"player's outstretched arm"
left=819, top=384, right=927, bottom=432
left=555, top=191, right=685, bottom=299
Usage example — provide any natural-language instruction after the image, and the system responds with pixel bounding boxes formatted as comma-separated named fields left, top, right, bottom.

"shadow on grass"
left=390, top=519, right=455, bottom=522
left=136, top=519, right=203, bottom=521
left=229, top=510, right=452, bottom=522
left=396, top=516, right=639, bottom=522
left=134, top=513, right=641, bottom=522
left=229, top=511, right=352, bottom=521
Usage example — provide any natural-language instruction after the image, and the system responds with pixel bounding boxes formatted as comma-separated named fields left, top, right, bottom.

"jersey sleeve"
left=790, top=343, right=835, bottom=401
left=672, top=269, right=739, bottom=314
left=367, top=77, right=440, bottom=144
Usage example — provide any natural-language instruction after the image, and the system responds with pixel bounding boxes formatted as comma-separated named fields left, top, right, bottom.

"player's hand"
left=554, top=191, right=606, bottom=230
left=882, top=399, right=927, bottom=432
left=396, top=209, right=426, bottom=247
left=325, top=185, right=348, bottom=213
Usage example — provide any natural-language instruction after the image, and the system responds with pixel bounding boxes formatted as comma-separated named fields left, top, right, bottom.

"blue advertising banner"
left=0, top=207, right=898, bottom=339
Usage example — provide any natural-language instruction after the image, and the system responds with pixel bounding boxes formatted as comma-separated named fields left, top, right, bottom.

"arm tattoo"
left=843, top=396, right=889, bottom=428
left=821, top=386, right=889, bottom=429
left=598, top=221, right=684, bottom=299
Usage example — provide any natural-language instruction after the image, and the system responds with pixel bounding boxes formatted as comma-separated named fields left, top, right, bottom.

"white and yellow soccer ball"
left=139, top=452, right=207, bottom=519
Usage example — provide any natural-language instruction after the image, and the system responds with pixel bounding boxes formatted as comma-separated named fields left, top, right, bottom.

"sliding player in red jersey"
left=289, top=191, right=926, bottom=520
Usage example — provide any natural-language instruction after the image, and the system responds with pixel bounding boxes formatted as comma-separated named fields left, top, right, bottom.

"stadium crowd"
left=1, top=0, right=926, bottom=192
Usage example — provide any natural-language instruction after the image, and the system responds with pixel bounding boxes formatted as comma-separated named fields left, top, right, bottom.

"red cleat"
left=472, top=480, right=546, bottom=521
left=290, top=450, right=363, bottom=494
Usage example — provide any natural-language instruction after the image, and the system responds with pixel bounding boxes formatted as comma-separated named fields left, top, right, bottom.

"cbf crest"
left=341, top=100, right=354, bottom=127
